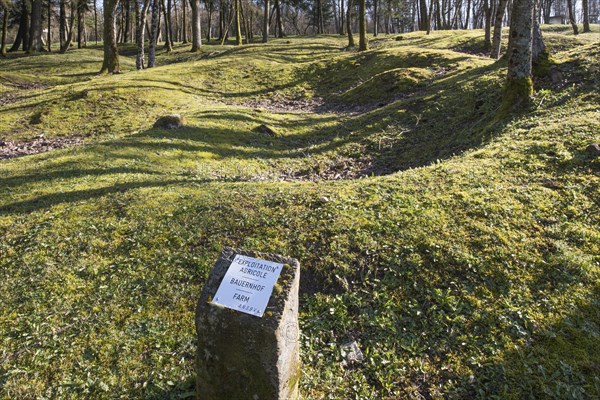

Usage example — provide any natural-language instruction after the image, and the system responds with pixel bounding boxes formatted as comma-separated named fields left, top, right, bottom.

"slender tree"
left=189, top=0, right=201, bottom=51
left=274, top=0, right=283, bottom=37
left=262, top=0, right=269, bottom=42
left=358, top=0, right=367, bottom=51
left=347, top=0, right=354, bottom=46
left=136, top=0, right=151, bottom=69
left=566, top=0, right=578, bottom=35
left=1, top=1, right=9, bottom=56
left=148, top=0, right=159, bottom=66
left=234, top=0, right=242, bottom=44
left=161, top=0, right=173, bottom=50
left=582, top=0, right=590, bottom=33
left=504, top=0, right=534, bottom=106
left=491, top=0, right=509, bottom=59
left=100, top=0, right=120, bottom=73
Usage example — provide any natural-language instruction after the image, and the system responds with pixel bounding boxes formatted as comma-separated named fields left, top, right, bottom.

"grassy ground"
left=1, top=27, right=599, bottom=399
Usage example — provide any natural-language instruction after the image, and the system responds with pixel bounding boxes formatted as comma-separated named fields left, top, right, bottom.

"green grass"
left=1, top=28, right=599, bottom=399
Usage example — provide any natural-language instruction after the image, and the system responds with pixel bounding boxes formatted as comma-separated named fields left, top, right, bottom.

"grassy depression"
left=1, top=28, right=599, bottom=399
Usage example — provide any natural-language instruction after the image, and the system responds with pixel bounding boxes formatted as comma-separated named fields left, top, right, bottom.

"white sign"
left=212, top=254, right=284, bottom=317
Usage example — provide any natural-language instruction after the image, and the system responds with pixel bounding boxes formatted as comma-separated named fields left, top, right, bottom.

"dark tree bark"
left=358, top=0, right=367, bottom=51
left=148, top=0, right=159, bottom=66
left=262, top=0, right=270, bottom=42
left=373, top=0, right=378, bottom=36
left=29, top=0, right=43, bottom=53
left=419, top=0, right=428, bottom=30
left=47, top=0, right=52, bottom=51
left=274, top=0, right=283, bottom=37
left=77, top=0, right=85, bottom=48
left=206, top=0, right=213, bottom=42
left=566, top=0, right=578, bottom=35
left=124, top=0, right=131, bottom=42
left=505, top=0, right=534, bottom=106
left=347, top=0, right=354, bottom=46
left=483, top=0, right=492, bottom=50
left=100, top=0, right=120, bottom=73
left=182, top=0, right=187, bottom=42
left=1, top=3, right=8, bottom=56
left=60, top=0, right=66, bottom=47
left=491, top=0, right=509, bottom=59
left=582, top=0, right=590, bottom=33
left=189, top=0, right=201, bottom=51
left=136, top=0, right=151, bottom=69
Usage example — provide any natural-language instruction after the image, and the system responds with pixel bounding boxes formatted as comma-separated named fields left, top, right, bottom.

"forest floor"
left=0, top=26, right=599, bottom=399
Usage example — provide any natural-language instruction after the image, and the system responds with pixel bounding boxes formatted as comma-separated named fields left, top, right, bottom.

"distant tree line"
left=1, top=0, right=597, bottom=58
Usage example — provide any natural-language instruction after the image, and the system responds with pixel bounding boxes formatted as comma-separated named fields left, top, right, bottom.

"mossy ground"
left=0, top=27, right=599, bottom=399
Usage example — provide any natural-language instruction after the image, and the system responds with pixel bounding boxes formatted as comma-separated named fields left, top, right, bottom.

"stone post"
left=195, top=247, right=301, bottom=400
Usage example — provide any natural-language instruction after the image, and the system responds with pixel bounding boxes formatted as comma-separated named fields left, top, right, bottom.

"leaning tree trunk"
left=189, top=0, right=201, bottom=51
left=347, top=0, right=354, bottom=47
left=505, top=0, right=534, bottom=107
left=136, top=0, right=151, bottom=69
left=358, top=0, right=367, bottom=51
left=566, top=0, right=578, bottom=35
left=582, top=0, right=590, bottom=33
left=1, top=4, right=8, bottom=56
left=29, top=0, right=43, bottom=53
left=490, top=0, right=509, bottom=59
left=100, top=0, right=120, bottom=73
left=148, top=0, right=160, bottom=67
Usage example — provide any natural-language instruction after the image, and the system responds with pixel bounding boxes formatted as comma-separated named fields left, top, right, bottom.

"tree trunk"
left=47, top=0, right=52, bottom=51
left=94, top=0, right=98, bottom=43
left=189, top=0, right=201, bottom=51
left=136, top=0, right=151, bottom=69
left=61, top=1, right=76, bottom=53
left=77, top=0, right=84, bottom=48
left=347, top=0, right=354, bottom=46
left=101, top=0, right=120, bottom=73
left=167, top=0, right=174, bottom=45
left=206, top=0, right=213, bottom=42
left=566, top=0, right=578, bottom=35
left=505, top=0, right=534, bottom=106
left=182, top=0, right=187, bottom=42
left=275, top=0, right=283, bottom=37
left=373, top=0, right=378, bottom=36
left=162, top=0, right=173, bottom=50
left=262, top=0, right=269, bottom=42
left=358, top=0, right=367, bottom=51
left=419, top=0, right=428, bottom=30
left=582, top=0, right=590, bottom=33
left=483, top=0, right=492, bottom=50
left=29, top=0, right=43, bottom=53
left=148, top=0, right=159, bottom=66
left=124, top=0, right=131, bottom=42
left=1, top=4, right=8, bottom=56
left=234, top=0, right=242, bottom=44
left=491, top=0, right=509, bottom=59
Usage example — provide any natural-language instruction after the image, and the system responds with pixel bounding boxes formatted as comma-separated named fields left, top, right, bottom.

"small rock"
left=153, top=114, right=184, bottom=129
left=550, top=66, right=563, bottom=84
left=586, top=143, right=600, bottom=157
left=340, top=341, right=364, bottom=366
left=255, top=124, right=278, bottom=137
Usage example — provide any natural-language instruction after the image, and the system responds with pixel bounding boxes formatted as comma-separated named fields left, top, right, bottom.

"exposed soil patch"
left=241, top=96, right=402, bottom=115
left=0, top=136, right=84, bottom=160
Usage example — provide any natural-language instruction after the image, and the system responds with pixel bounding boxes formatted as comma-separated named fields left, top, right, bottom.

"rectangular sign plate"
left=212, top=254, right=284, bottom=317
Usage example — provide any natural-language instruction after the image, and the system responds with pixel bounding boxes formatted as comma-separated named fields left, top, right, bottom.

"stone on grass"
left=586, top=143, right=600, bottom=157
left=153, top=114, right=184, bottom=129
left=255, top=124, right=278, bottom=137
left=195, top=247, right=301, bottom=400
